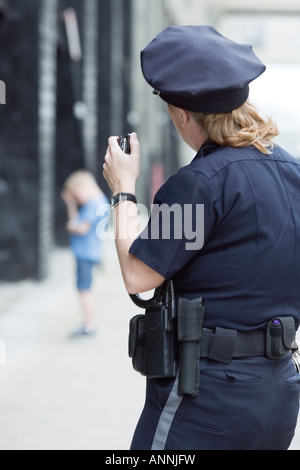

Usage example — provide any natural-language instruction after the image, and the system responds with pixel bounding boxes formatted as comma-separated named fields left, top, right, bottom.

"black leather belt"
left=200, top=328, right=266, bottom=363
left=200, top=319, right=295, bottom=364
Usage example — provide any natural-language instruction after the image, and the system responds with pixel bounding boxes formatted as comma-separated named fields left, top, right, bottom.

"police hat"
left=141, top=25, right=266, bottom=113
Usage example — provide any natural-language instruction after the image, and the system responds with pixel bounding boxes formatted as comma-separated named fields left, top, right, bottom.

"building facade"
left=0, top=0, right=299, bottom=281
left=0, top=0, right=189, bottom=281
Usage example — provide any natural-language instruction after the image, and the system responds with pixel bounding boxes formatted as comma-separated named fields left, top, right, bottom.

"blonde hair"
left=191, top=101, right=279, bottom=155
left=64, top=170, right=99, bottom=191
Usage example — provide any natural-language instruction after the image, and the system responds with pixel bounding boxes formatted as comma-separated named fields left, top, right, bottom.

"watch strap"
left=111, top=192, right=137, bottom=209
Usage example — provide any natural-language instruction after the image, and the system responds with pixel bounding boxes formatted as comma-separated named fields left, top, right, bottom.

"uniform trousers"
left=130, top=355, right=300, bottom=450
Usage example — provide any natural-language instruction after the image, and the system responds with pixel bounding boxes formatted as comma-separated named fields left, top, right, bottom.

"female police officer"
left=103, top=26, right=300, bottom=450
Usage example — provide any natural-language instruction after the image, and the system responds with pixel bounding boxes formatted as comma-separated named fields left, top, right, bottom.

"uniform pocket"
left=201, top=368, right=263, bottom=385
left=180, top=416, right=224, bottom=434
left=284, top=372, right=300, bottom=386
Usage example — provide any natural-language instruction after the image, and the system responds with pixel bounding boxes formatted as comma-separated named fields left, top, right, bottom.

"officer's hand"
left=103, top=133, right=140, bottom=195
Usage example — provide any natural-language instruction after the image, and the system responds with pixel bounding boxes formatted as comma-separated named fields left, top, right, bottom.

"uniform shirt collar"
left=193, top=139, right=221, bottom=161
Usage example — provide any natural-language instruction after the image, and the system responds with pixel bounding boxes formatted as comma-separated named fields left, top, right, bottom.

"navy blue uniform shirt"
left=130, top=142, right=300, bottom=331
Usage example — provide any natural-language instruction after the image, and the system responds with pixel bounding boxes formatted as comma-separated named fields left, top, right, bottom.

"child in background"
left=61, top=170, right=109, bottom=338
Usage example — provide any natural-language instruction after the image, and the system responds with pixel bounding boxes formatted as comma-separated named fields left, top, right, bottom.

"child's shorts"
left=76, top=259, right=97, bottom=291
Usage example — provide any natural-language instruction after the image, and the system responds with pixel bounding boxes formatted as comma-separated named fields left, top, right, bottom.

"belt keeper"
left=208, top=327, right=238, bottom=364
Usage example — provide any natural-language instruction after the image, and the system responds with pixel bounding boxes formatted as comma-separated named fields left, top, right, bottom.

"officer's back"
left=169, top=143, right=300, bottom=331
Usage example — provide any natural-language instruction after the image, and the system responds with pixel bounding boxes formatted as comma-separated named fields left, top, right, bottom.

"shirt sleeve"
left=129, top=168, right=220, bottom=279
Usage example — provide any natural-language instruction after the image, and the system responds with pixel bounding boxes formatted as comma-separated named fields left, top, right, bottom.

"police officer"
left=103, top=25, right=300, bottom=450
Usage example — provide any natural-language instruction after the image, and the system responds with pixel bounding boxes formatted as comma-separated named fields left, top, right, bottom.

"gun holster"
left=128, top=281, right=177, bottom=378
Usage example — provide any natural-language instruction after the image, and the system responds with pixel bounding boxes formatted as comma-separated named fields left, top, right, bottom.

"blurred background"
left=0, top=0, right=300, bottom=451
left=0, top=0, right=299, bottom=281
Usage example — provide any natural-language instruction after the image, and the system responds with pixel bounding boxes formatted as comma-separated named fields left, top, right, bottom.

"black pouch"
left=265, top=316, right=295, bottom=360
left=144, top=302, right=177, bottom=378
left=129, top=314, right=146, bottom=375
left=128, top=280, right=177, bottom=378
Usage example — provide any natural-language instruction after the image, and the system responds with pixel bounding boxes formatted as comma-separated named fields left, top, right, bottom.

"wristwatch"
left=111, top=192, right=137, bottom=209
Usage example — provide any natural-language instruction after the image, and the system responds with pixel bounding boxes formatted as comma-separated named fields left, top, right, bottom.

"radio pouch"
left=129, top=314, right=146, bottom=375
left=128, top=280, right=177, bottom=379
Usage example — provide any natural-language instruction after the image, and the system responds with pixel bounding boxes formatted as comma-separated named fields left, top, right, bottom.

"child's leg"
left=72, top=259, right=97, bottom=336
left=78, top=290, right=94, bottom=330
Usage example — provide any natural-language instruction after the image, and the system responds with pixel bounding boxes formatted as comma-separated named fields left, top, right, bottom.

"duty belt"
left=201, top=328, right=266, bottom=362
left=177, top=298, right=297, bottom=396
left=128, top=287, right=297, bottom=398
left=200, top=317, right=296, bottom=364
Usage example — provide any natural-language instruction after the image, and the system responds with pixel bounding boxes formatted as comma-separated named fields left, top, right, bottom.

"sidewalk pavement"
left=0, top=240, right=145, bottom=450
left=0, top=240, right=299, bottom=450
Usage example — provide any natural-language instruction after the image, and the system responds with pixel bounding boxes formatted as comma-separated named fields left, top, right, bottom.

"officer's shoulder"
left=164, top=147, right=239, bottom=186
left=162, top=145, right=300, bottom=194
left=181, top=146, right=250, bottom=180
left=187, top=145, right=300, bottom=180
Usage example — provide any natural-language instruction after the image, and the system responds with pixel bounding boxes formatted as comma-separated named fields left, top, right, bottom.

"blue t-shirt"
left=70, top=193, right=109, bottom=262
left=130, top=142, right=300, bottom=331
